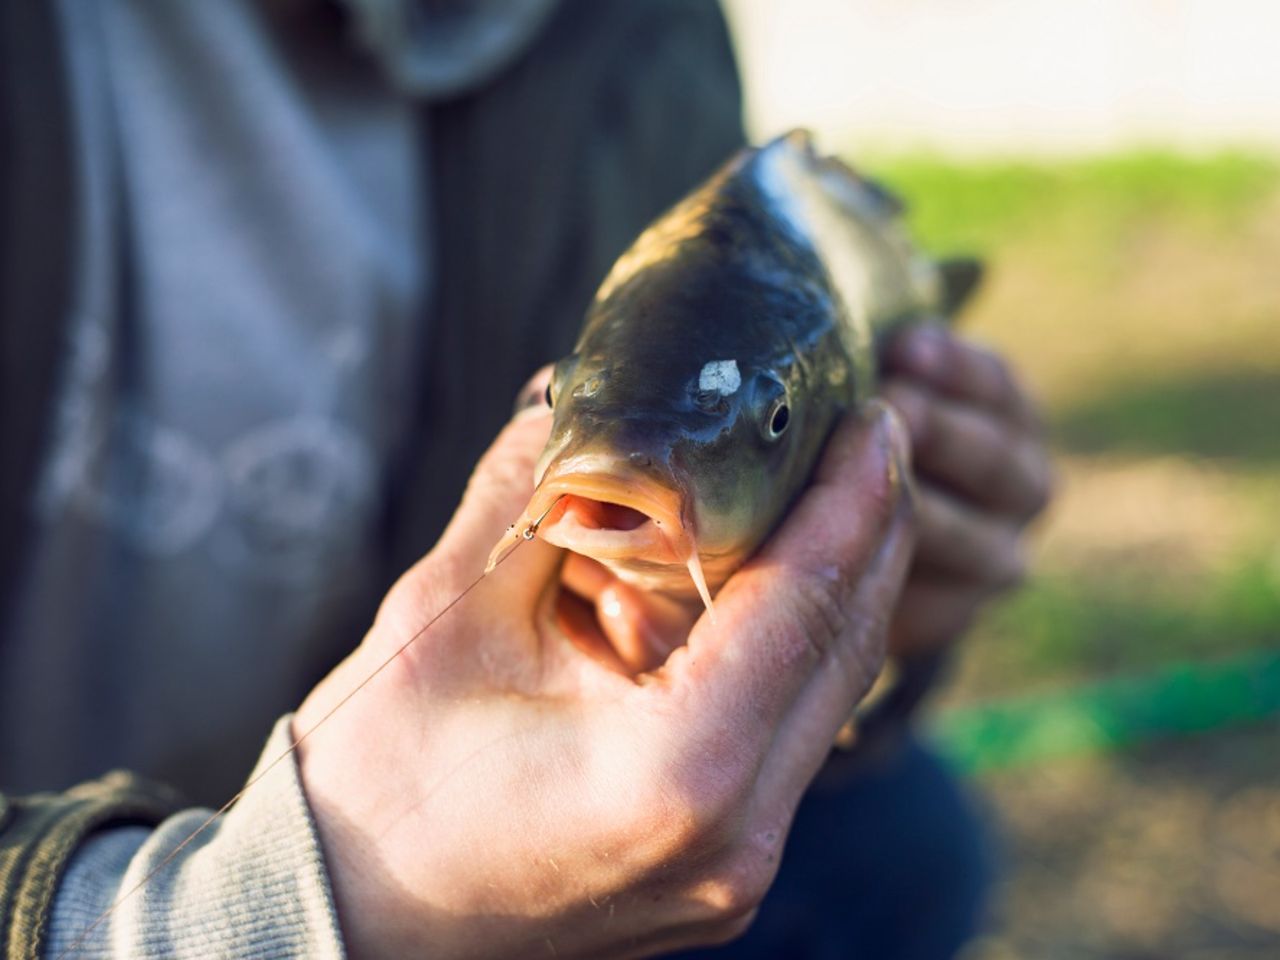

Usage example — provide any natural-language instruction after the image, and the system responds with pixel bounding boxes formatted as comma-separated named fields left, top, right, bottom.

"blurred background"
left=721, top=1, right=1280, bottom=957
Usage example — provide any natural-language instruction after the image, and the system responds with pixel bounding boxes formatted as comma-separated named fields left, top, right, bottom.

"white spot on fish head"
left=698, top=359, right=741, bottom=396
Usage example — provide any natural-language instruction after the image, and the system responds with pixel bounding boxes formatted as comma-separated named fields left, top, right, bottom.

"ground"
left=868, top=151, right=1280, bottom=958
left=966, top=720, right=1280, bottom=960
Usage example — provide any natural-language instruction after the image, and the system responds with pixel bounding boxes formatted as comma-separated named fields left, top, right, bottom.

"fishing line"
left=56, top=518, right=548, bottom=959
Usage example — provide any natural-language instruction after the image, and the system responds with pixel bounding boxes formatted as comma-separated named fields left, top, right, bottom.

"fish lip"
left=539, top=508, right=672, bottom=561
left=524, top=463, right=691, bottom=562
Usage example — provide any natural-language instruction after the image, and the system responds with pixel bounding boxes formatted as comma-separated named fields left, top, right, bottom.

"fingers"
left=876, top=325, right=1053, bottom=660
left=663, top=402, right=914, bottom=756
left=884, top=324, right=1042, bottom=432
left=559, top=554, right=697, bottom=673
left=751, top=476, right=917, bottom=813
left=914, top=483, right=1027, bottom=589
left=887, top=577, right=986, bottom=658
left=882, top=379, right=1053, bottom=521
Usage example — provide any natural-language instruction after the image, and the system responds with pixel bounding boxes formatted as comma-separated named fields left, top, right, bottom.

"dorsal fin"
left=937, top=257, right=984, bottom=317
left=860, top=175, right=907, bottom=218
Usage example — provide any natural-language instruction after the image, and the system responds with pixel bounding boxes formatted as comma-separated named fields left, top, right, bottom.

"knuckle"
left=1022, top=484, right=1051, bottom=523
left=784, top=571, right=854, bottom=662
left=974, top=343, right=1014, bottom=392
left=1027, top=457, right=1058, bottom=517
left=961, top=415, right=1011, bottom=492
left=991, top=536, right=1029, bottom=589
left=695, top=877, right=764, bottom=923
left=784, top=572, right=887, bottom=695
left=991, top=354, right=1017, bottom=395
left=692, top=855, right=773, bottom=922
left=1003, top=446, right=1055, bottom=523
left=987, top=435, right=1054, bottom=521
left=960, top=340, right=1022, bottom=412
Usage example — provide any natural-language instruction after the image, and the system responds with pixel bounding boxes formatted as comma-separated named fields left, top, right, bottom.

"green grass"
left=953, top=551, right=1280, bottom=703
left=864, top=150, right=1280, bottom=255
left=930, top=648, right=1280, bottom=774
left=1053, top=369, right=1280, bottom=464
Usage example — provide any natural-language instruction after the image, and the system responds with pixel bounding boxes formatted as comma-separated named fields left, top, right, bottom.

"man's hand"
left=881, top=325, right=1054, bottom=658
left=294, top=401, right=914, bottom=959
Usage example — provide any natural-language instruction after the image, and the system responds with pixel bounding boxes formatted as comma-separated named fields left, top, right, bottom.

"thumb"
left=664, top=402, right=915, bottom=750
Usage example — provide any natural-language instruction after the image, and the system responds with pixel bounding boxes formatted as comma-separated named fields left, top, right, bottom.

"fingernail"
left=871, top=399, right=916, bottom=514
left=863, top=396, right=902, bottom=447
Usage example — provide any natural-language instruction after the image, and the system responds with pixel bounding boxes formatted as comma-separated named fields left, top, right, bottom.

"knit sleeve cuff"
left=41, top=715, right=346, bottom=959
left=0, top=771, right=182, bottom=959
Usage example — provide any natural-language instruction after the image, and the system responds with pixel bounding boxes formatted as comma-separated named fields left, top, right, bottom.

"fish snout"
left=526, top=446, right=687, bottom=557
left=531, top=452, right=717, bottom=613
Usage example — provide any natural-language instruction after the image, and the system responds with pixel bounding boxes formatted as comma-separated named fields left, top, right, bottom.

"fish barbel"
left=487, top=130, right=978, bottom=614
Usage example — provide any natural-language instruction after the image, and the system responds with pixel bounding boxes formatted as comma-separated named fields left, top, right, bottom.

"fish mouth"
left=498, top=465, right=688, bottom=566
left=535, top=473, right=684, bottom=562
left=486, top=460, right=717, bottom=616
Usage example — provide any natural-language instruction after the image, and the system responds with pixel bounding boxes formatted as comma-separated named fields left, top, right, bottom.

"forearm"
left=2, top=717, right=344, bottom=959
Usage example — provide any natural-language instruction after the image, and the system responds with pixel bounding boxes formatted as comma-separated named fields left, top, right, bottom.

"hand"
left=294, top=400, right=914, bottom=960
left=880, top=325, right=1054, bottom=658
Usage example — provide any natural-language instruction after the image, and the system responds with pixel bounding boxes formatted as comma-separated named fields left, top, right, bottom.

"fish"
left=487, top=130, right=980, bottom=617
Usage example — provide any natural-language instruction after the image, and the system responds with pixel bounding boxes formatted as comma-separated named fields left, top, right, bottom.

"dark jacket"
left=0, top=0, right=745, bottom=951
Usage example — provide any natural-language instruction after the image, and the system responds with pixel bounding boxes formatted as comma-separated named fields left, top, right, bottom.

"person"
left=0, top=0, right=1052, bottom=956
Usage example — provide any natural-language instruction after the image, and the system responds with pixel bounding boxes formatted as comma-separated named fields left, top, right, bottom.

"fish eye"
left=751, top=373, right=790, bottom=443
left=768, top=401, right=790, bottom=438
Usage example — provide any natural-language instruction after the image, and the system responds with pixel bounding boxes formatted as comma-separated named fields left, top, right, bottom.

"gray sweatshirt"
left=48, top=718, right=345, bottom=958
left=13, top=0, right=553, bottom=953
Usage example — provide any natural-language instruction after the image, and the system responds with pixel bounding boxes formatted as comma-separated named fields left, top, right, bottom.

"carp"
left=488, top=130, right=979, bottom=616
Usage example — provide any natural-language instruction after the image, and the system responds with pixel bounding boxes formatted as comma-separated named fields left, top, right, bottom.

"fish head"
left=496, top=310, right=842, bottom=610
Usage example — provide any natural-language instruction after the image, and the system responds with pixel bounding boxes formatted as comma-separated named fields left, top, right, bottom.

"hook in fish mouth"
left=487, top=470, right=683, bottom=565
left=485, top=465, right=717, bottom=618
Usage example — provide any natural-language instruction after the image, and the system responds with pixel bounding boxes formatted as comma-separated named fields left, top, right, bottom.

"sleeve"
left=1, top=717, right=345, bottom=959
